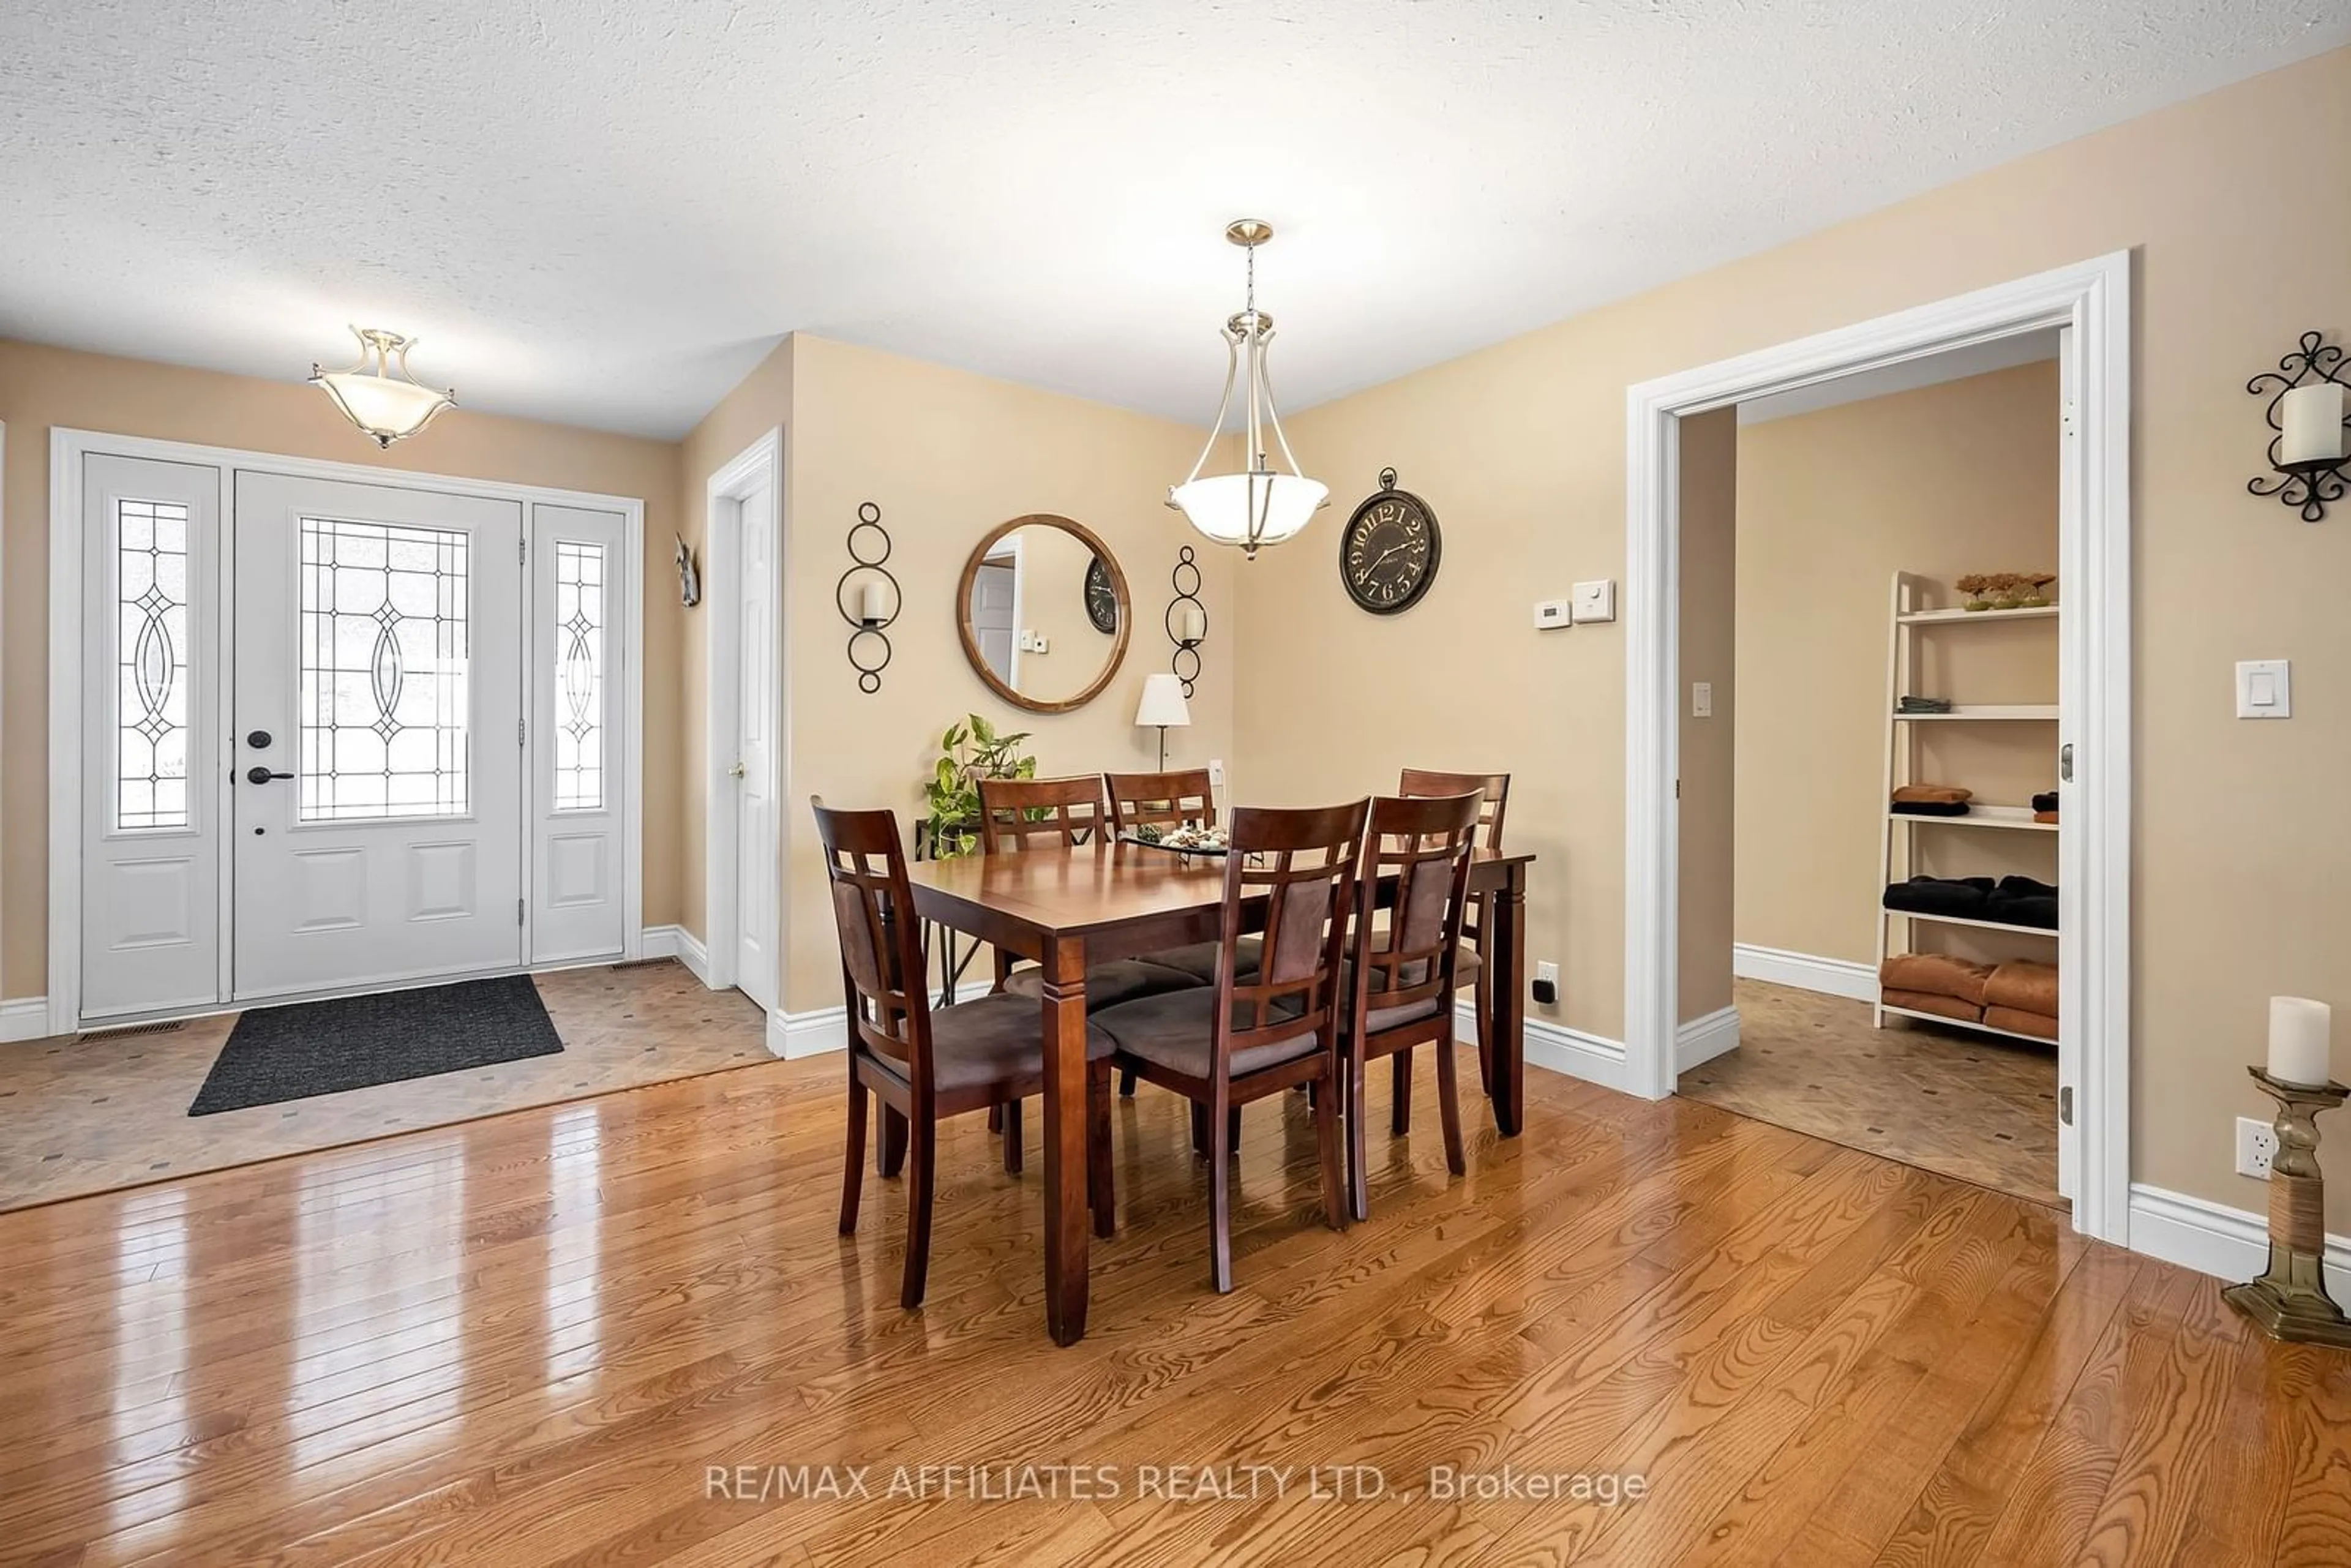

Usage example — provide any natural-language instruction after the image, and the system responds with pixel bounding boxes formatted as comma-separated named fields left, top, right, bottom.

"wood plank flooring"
left=0, top=1048, right=2342, bottom=1566
left=0, top=961, right=768, bottom=1212
left=1679, top=980, right=2060, bottom=1207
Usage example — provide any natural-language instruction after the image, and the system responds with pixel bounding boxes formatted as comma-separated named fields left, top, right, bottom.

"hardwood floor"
left=0, top=1048, right=2342, bottom=1566
left=0, top=961, right=768, bottom=1213
left=1679, top=979, right=2060, bottom=1207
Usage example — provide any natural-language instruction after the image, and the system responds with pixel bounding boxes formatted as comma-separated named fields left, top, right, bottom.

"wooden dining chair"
left=972, top=775, right=1202, bottom=1169
left=1396, top=768, right=1512, bottom=1129
left=814, top=800, right=1119, bottom=1310
left=1089, top=800, right=1368, bottom=1292
left=1100, top=767, right=1239, bottom=1095
left=1343, top=791, right=1483, bottom=1221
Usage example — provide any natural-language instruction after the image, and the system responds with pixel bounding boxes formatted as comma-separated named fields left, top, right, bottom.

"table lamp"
left=1134, top=673, right=1191, bottom=771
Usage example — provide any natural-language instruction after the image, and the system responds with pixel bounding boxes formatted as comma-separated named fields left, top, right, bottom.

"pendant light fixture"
left=1166, top=220, right=1329, bottom=557
left=310, top=326, right=457, bottom=448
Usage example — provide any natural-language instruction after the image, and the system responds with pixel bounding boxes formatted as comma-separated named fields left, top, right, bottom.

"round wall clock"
left=1084, top=555, right=1119, bottom=633
left=1340, top=468, right=1441, bottom=615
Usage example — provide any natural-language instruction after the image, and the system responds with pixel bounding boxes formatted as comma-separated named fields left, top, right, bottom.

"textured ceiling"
left=3, top=2, right=2345, bottom=438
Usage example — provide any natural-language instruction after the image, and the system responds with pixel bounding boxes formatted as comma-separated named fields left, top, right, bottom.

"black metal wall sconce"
left=1166, top=546, right=1207, bottom=698
left=2248, top=331, right=2349, bottom=523
left=836, top=501, right=899, bottom=693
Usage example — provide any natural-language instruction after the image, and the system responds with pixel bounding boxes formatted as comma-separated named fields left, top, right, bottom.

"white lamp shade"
left=1134, top=673, right=1192, bottom=729
left=315, top=370, right=454, bottom=448
left=2280, top=382, right=2348, bottom=467
left=1171, top=471, right=1328, bottom=550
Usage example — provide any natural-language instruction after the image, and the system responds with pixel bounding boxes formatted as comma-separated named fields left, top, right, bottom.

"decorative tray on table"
left=1119, top=825, right=1229, bottom=857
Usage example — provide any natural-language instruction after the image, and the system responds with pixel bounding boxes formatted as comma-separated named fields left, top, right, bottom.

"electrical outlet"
left=2238, top=1116, right=2279, bottom=1179
left=1535, top=961, right=1559, bottom=987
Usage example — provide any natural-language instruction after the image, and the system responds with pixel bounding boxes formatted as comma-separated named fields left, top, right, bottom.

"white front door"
left=731, top=475, right=779, bottom=1012
left=230, top=471, right=525, bottom=1000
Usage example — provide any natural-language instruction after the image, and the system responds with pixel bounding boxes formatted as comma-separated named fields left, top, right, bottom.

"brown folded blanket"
left=1879, top=953, right=1995, bottom=1006
left=1984, top=959, right=2058, bottom=1017
left=1884, top=988, right=1984, bottom=1024
left=1891, top=783, right=1974, bottom=805
left=2033, top=810, right=2058, bottom=823
left=1986, top=1005, right=2058, bottom=1040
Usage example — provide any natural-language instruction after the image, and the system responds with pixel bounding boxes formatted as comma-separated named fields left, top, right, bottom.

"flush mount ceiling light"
left=310, top=327, right=457, bottom=448
left=1167, top=220, right=1329, bottom=557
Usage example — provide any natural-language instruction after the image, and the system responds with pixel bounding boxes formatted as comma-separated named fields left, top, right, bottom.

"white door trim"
left=1622, top=250, right=2132, bottom=1246
left=700, top=427, right=785, bottom=1000
left=47, top=427, right=646, bottom=1035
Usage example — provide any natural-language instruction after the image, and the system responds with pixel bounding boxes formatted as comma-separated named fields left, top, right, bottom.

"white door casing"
left=231, top=470, right=525, bottom=1000
left=701, top=428, right=784, bottom=1018
left=78, top=453, right=224, bottom=1019
left=530, top=503, right=632, bottom=965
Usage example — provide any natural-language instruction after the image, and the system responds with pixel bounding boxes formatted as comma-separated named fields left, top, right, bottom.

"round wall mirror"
left=956, top=514, right=1131, bottom=713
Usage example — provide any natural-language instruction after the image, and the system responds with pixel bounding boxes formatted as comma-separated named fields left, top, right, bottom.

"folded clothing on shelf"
left=2030, top=790, right=2059, bottom=813
left=1985, top=1005, right=2057, bottom=1041
left=1883, top=988, right=1984, bottom=1024
left=1880, top=952, right=1995, bottom=1007
left=1883, top=875, right=1997, bottom=918
left=1985, top=876, right=2059, bottom=929
left=1897, top=696, right=1955, bottom=713
left=2033, top=811, right=2059, bottom=824
left=1894, top=800, right=1973, bottom=817
left=1892, top=783, right=1974, bottom=805
left=1984, top=959, right=2058, bottom=1017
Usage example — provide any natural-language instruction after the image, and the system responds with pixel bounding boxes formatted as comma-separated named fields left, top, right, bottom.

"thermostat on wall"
left=1533, top=599, right=1571, bottom=631
left=1571, top=580, right=1617, bottom=623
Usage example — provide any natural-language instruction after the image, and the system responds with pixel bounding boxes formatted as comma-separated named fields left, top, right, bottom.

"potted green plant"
left=920, top=713, right=1037, bottom=858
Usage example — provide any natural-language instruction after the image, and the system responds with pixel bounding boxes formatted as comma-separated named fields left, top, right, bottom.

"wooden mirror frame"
left=955, top=514, right=1133, bottom=715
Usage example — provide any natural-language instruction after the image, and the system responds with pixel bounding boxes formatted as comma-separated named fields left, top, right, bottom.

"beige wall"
left=1678, top=408, right=1736, bottom=1023
left=0, top=339, right=684, bottom=999
left=1735, top=362, right=2060, bottom=968
left=670, top=335, right=1240, bottom=1016
left=1239, top=45, right=2351, bottom=1225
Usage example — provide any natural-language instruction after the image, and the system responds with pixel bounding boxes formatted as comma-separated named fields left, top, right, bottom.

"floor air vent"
left=79, top=1020, right=187, bottom=1041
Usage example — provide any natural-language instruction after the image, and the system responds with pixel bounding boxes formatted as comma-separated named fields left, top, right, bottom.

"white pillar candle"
left=2280, top=382, right=2347, bottom=467
left=2268, top=996, right=2333, bottom=1086
left=1178, top=604, right=1206, bottom=643
left=858, top=579, right=888, bottom=625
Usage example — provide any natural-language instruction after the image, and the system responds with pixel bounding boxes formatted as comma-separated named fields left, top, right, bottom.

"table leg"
left=1486, top=866, right=1526, bottom=1136
left=1039, top=934, right=1091, bottom=1345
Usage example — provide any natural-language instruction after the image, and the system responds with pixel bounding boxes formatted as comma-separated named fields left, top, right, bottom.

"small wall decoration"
left=673, top=534, right=702, bottom=608
left=836, top=501, right=899, bottom=694
left=1165, top=546, right=1207, bottom=697
left=2248, top=331, right=2349, bottom=523
left=1339, top=468, right=1441, bottom=615
left=1085, top=555, right=1119, bottom=634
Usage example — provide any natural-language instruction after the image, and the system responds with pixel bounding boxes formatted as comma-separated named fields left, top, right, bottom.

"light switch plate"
left=2236, top=659, right=2290, bottom=718
left=1570, top=580, right=1617, bottom=624
left=1692, top=681, right=1714, bottom=718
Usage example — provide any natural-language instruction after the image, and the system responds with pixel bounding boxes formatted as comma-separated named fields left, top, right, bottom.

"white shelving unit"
left=1876, top=572, right=2059, bottom=1038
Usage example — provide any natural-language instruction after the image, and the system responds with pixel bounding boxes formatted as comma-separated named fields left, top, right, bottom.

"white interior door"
left=231, top=471, right=524, bottom=1000
left=529, top=503, right=629, bottom=964
left=731, top=476, right=779, bottom=1012
left=972, top=557, right=1017, bottom=685
left=78, top=453, right=223, bottom=1019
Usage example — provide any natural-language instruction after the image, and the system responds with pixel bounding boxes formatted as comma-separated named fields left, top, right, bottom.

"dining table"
left=904, top=838, right=1535, bottom=1346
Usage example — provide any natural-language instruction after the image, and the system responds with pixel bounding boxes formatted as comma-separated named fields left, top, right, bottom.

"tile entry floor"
left=0, top=959, right=769, bottom=1214
left=1677, top=977, right=2061, bottom=1207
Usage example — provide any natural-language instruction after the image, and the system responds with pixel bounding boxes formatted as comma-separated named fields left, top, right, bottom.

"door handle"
left=246, top=767, right=294, bottom=784
left=729, top=760, right=747, bottom=779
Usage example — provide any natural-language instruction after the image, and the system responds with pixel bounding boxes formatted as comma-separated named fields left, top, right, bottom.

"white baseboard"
left=1458, top=1000, right=1635, bottom=1095
left=779, top=1005, right=846, bottom=1060
left=1676, top=1005, right=1741, bottom=1072
left=1733, top=942, right=1877, bottom=1003
left=640, top=925, right=712, bottom=987
left=1, top=998, right=53, bottom=1044
left=2128, top=1182, right=2351, bottom=1297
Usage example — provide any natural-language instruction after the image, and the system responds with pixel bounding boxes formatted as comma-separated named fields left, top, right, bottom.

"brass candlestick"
left=2224, top=1066, right=2351, bottom=1347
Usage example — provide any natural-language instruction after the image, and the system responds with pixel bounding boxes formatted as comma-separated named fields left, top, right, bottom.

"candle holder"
left=1164, top=546, right=1207, bottom=699
left=836, top=501, right=899, bottom=694
left=2223, top=1065, right=2351, bottom=1346
left=2246, top=331, right=2349, bottom=523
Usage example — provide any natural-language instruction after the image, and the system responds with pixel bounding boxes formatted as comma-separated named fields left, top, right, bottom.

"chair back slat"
left=1103, top=768, right=1217, bottom=836
left=810, top=800, right=933, bottom=1085
left=1217, top=801, right=1370, bottom=1062
left=1398, top=768, right=1510, bottom=852
left=975, top=774, right=1108, bottom=854
left=1352, top=792, right=1482, bottom=1027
